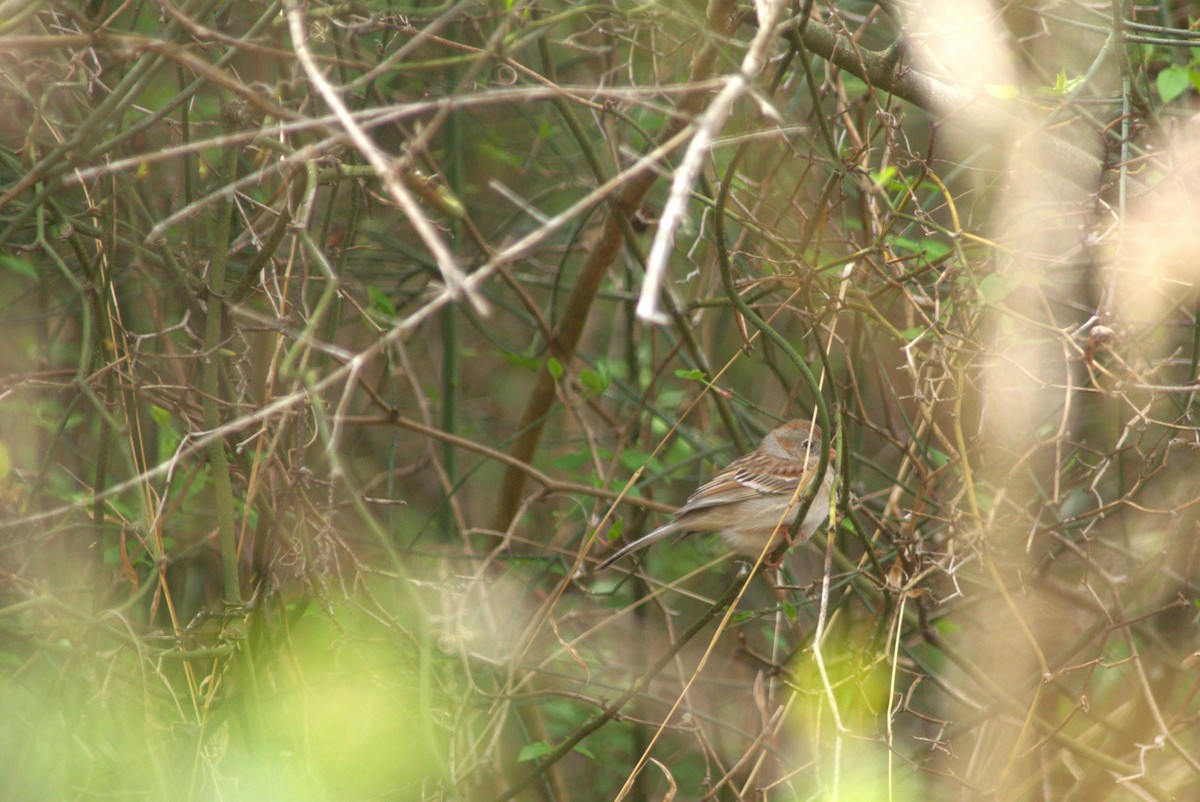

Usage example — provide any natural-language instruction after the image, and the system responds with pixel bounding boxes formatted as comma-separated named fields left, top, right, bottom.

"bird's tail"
left=595, top=520, right=685, bottom=570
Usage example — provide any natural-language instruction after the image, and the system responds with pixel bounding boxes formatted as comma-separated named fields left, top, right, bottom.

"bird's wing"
left=673, top=454, right=814, bottom=515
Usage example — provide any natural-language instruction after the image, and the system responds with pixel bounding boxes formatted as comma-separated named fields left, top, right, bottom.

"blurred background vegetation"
left=2, top=0, right=1199, bottom=800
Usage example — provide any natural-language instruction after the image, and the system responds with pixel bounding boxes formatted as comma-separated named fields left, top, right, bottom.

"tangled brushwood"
left=0, top=2, right=1198, bottom=800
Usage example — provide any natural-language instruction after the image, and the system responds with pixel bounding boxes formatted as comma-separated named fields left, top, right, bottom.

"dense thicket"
left=1, top=2, right=1198, bottom=800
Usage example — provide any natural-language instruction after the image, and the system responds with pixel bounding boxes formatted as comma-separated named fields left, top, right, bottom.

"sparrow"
left=596, top=419, right=833, bottom=569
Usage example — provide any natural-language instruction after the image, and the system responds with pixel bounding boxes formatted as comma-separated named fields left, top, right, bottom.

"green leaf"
left=546, top=357, right=563, bottom=380
left=580, top=366, right=610, bottom=396
left=870, top=165, right=897, bottom=189
left=478, top=140, right=523, bottom=168
left=548, top=451, right=592, bottom=471
left=617, top=448, right=664, bottom=475
left=978, top=273, right=1018, bottom=303
left=367, top=286, right=396, bottom=317
left=605, top=518, right=625, bottom=542
left=841, top=74, right=867, bottom=99
left=501, top=351, right=541, bottom=372
left=517, top=742, right=554, bottom=763
left=973, top=489, right=993, bottom=514
left=1156, top=65, right=1192, bottom=104
left=0, top=254, right=36, bottom=279
left=1036, top=69, right=1084, bottom=97
left=984, top=84, right=1020, bottom=100
left=919, top=238, right=952, bottom=260
left=674, top=368, right=706, bottom=381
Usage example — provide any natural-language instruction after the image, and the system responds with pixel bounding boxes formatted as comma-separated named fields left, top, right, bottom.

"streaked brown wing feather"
left=675, top=452, right=817, bottom=515
left=674, top=472, right=760, bottom=513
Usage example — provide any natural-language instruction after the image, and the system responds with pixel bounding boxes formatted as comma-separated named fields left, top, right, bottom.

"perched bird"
left=596, top=419, right=834, bottom=569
